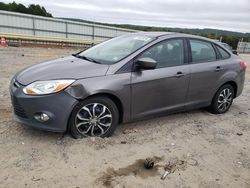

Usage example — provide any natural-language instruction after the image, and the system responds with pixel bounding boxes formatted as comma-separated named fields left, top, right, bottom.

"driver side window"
left=139, top=39, right=184, bottom=68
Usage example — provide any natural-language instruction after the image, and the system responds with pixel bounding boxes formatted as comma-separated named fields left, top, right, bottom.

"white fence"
left=0, top=10, right=135, bottom=42
left=237, top=42, right=250, bottom=53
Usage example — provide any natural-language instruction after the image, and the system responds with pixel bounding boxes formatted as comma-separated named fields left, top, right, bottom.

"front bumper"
left=9, top=80, right=78, bottom=133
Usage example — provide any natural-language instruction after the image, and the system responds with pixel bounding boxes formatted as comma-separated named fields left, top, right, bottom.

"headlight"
left=23, top=80, right=75, bottom=95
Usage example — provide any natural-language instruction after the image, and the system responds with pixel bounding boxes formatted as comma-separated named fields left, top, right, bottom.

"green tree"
left=0, top=1, right=53, bottom=17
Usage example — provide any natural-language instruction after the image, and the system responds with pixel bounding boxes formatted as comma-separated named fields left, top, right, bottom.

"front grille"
left=11, top=96, right=27, bottom=118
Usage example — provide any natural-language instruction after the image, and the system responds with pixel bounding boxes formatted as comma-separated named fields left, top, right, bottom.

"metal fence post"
left=65, top=22, right=68, bottom=38
left=32, top=17, right=35, bottom=36
left=92, top=24, right=95, bottom=42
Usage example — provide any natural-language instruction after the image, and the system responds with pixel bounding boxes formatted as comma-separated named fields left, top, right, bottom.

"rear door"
left=131, top=38, right=190, bottom=119
left=186, top=39, right=227, bottom=107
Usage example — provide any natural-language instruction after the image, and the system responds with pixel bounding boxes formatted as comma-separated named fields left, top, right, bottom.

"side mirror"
left=232, top=50, right=238, bottom=55
left=135, top=57, right=157, bottom=70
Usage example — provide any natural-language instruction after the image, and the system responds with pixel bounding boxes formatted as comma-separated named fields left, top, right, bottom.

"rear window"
left=190, top=39, right=216, bottom=63
left=216, top=45, right=230, bottom=59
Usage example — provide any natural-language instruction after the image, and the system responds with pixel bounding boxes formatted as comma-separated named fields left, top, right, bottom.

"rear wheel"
left=69, top=96, right=119, bottom=138
left=209, top=84, right=234, bottom=114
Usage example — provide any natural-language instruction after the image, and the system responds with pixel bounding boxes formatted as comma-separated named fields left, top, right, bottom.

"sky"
left=2, top=0, right=250, bottom=33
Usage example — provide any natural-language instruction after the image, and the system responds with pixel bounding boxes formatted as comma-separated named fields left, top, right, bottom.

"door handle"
left=175, top=71, right=184, bottom=78
left=215, top=66, right=223, bottom=72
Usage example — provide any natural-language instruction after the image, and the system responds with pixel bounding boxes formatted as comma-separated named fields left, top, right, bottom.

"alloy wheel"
left=217, top=88, right=233, bottom=112
left=75, top=103, right=112, bottom=136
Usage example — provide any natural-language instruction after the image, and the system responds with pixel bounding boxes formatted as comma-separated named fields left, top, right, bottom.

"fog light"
left=41, top=113, right=49, bottom=121
left=34, top=113, right=50, bottom=122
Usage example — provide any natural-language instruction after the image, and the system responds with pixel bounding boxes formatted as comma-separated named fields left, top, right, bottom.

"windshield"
left=78, top=34, right=155, bottom=64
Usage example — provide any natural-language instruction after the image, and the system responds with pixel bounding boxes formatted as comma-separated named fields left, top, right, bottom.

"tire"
left=209, top=84, right=234, bottom=114
left=69, top=96, right=119, bottom=139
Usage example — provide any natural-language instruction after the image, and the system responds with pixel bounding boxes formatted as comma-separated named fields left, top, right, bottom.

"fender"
left=214, top=70, right=239, bottom=97
left=65, top=74, right=131, bottom=123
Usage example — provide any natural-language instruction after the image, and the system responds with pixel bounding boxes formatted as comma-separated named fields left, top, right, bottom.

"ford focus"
left=10, top=32, right=247, bottom=138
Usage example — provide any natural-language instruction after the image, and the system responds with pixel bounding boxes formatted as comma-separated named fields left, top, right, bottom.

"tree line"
left=107, top=24, right=250, bottom=50
left=0, top=1, right=52, bottom=17
left=63, top=18, right=250, bottom=50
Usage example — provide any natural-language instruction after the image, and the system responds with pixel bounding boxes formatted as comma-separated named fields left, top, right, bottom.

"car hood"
left=16, top=56, right=109, bottom=85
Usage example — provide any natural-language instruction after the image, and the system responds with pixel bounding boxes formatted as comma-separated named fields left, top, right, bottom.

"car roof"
left=135, top=31, right=176, bottom=37
left=132, top=31, right=214, bottom=41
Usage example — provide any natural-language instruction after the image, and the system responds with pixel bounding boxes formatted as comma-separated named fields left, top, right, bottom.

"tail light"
left=240, top=61, right=247, bottom=71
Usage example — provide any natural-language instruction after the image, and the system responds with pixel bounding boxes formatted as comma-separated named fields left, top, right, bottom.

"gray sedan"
left=10, top=32, right=247, bottom=138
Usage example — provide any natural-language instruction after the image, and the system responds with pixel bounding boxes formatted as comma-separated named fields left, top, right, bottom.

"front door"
left=131, top=38, right=190, bottom=119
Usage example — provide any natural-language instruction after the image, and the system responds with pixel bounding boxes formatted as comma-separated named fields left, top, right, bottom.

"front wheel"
left=69, top=96, right=119, bottom=138
left=209, top=84, right=234, bottom=114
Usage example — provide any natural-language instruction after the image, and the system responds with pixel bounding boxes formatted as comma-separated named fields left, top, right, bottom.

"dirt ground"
left=0, top=46, right=250, bottom=188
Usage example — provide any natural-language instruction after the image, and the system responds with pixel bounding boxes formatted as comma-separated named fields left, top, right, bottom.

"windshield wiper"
left=72, top=54, right=101, bottom=64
